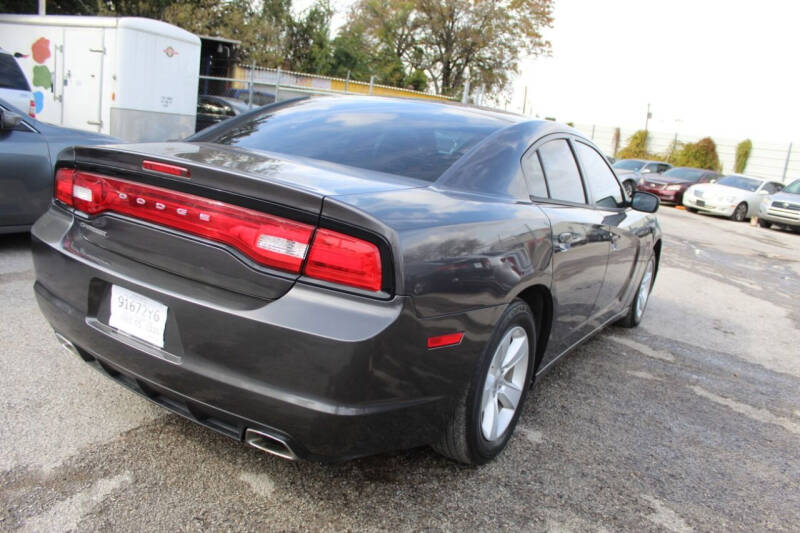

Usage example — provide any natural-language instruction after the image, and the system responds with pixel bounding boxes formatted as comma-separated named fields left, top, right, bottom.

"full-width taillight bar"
left=54, top=168, right=383, bottom=292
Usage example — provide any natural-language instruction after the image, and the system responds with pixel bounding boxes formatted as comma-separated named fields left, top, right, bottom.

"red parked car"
left=636, top=167, right=720, bottom=205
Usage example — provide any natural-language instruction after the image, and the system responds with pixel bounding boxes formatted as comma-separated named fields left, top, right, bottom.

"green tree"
left=734, top=139, right=752, bottom=173
left=670, top=137, right=721, bottom=171
left=283, top=0, right=334, bottom=72
left=617, top=130, right=651, bottom=160
left=338, top=0, right=553, bottom=96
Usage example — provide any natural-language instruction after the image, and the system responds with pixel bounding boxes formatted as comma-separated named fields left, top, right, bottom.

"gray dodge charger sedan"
left=31, top=96, right=662, bottom=464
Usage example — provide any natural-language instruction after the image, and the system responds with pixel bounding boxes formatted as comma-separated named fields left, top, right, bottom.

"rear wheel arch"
left=513, top=284, right=553, bottom=374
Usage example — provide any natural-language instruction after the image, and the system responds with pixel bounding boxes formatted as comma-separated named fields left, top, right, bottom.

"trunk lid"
left=63, top=142, right=422, bottom=301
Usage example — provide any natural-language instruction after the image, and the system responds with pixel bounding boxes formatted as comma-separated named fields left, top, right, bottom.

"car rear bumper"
left=32, top=207, right=500, bottom=461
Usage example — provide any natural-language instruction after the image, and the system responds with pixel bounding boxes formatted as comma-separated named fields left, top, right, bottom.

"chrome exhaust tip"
left=244, top=428, right=298, bottom=461
left=54, top=332, right=81, bottom=358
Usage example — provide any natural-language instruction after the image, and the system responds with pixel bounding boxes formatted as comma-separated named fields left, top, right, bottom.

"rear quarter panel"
left=323, top=187, right=553, bottom=317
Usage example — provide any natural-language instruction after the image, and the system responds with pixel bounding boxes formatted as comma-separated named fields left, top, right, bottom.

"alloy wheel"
left=635, top=258, right=655, bottom=321
left=479, top=326, right=529, bottom=442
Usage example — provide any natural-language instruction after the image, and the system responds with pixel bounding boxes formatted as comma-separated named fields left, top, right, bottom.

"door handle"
left=558, top=232, right=574, bottom=243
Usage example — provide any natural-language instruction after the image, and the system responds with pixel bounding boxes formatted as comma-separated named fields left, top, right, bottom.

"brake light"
left=54, top=169, right=385, bottom=292
left=142, top=160, right=190, bottom=178
left=304, top=228, right=382, bottom=292
left=28, top=99, right=36, bottom=118
left=54, top=169, right=314, bottom=272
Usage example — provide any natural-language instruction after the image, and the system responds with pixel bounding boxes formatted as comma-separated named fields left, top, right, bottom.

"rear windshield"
left=663, top=168, right=705, bottom=181
left=0, top=54, right=30, bottom=91
left=203, top=97, right=507, bottom=181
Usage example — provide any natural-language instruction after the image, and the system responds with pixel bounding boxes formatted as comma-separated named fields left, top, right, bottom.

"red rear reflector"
left=28, top=99, right=36, bottom=118
left=304, top=228, right=382, bottom=292
left=53, top=169, right=313, bottom=272
left=427, top=333, right=464, bottom=349
left=142, top=160, right=190, bottom=178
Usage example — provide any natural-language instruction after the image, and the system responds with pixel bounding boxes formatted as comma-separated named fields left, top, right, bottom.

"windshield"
left=784, top=179, right=800, bottom=194
left=0, top=54, right=31, bottom=91
left=663, top=168, right=705, bottom=182
left=203, top=97, right=507, bottom=182
left=612, top=160, right=645, bottom=171
left=716, top=175, right=761, bottom=191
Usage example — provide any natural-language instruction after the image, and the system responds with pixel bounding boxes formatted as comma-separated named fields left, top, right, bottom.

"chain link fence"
left=573, top=123, right=797, bottom=183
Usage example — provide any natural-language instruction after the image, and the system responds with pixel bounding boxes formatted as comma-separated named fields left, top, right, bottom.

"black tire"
left=623, top=180, right=635, bottom=199
left=757, top=218, right=771, bottom=229
left=617, top=254, right=655, bottom=328
left=433, top=299, right=536, bottom=465
left=730, top=202, right=748, bottom=222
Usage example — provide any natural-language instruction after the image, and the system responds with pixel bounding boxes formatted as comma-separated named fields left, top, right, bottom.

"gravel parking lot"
left=1, top=207, right=798, bottom=532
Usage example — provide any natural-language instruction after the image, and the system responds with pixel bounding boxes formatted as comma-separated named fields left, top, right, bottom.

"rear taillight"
left=28, top=99, right=36, bottom=118
left=54, top=169, right=314, bottom=273
left=304, top=229, right=383, bottom=292
left=54, top=169, right=385, bottom=292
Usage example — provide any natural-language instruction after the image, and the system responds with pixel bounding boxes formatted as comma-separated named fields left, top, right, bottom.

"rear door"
left=573, top=140, right=640, bottom=323
left=521, top=136, right=611, bottom=364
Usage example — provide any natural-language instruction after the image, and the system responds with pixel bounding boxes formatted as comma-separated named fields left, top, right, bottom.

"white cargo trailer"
left=0, top=15, right=200, bottom=141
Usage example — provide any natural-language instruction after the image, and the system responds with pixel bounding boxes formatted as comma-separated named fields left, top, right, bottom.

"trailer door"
left=62, top=28, right=105, bottom=132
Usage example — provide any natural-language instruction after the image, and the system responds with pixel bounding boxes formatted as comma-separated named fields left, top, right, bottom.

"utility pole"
left=782, top=142, right=793, bottom=182
left=461, top=79, right=470, bottom=104
left=344, top=71, right=350, bottom=93
left=522, top=86, right=528, bottom=115
left=644, top=103, right=651, bottom=133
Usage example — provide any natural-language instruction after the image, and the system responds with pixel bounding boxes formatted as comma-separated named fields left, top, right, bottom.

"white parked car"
left=0, top=48, right=35, bottom=118
left=683, top=175, right=785, bottom=221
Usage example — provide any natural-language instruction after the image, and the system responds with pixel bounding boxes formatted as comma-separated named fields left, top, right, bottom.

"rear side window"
left=521, top=149, right=549, bottom=197
left=537, top=139, right=586, bottom=203
left=574, top=142, right=623, bottom=208
left=0, top=54, right=30, bottom=91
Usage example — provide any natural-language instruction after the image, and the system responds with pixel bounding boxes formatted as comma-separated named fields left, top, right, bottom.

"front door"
left=572, top=140, right=640, bottom=323
left=521, top=137, right=611, bottom=366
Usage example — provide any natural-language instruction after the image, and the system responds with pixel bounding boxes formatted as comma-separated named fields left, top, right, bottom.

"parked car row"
left=617, top=155, right=798, bottom=232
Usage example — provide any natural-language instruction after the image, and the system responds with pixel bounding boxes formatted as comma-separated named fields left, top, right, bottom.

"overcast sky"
left=299, top=0, right=800, bottom=143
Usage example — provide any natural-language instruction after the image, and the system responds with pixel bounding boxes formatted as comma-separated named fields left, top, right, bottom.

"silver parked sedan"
left=757, top=179, right=800, bottom=231
left=683, top=175, right=785, bottom=221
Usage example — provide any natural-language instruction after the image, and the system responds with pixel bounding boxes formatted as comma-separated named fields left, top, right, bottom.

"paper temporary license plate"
left=108, top=285, right=168, bottom=348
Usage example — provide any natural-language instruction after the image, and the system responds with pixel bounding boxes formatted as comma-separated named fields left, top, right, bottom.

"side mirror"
left=640, top=168, right=652, bottom=174
left=757, top=189, right=769, bottom=195
left=631, top=191, right=659, bottom=213
left=0, top=109, right=22, bottom=130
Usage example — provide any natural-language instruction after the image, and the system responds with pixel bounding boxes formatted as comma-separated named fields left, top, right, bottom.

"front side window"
left=537, top=139, right=586, bottom=204
left=575, top=142, right=623, bottom=208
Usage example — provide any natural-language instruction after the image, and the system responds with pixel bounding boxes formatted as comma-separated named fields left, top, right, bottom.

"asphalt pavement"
left=1, top=207, right=798, bottom=532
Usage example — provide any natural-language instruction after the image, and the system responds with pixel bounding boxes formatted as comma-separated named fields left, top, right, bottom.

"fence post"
left=345, top=70, right=350, bottom=93
left=247, top=63, right=255, bottom=108
left=368, top=75, right=375, bottom=95
left=275, top=66, right=281, bottom=102
left=782, top=142, right=792, bottom=182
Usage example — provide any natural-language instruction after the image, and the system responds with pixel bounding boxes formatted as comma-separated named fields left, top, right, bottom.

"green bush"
left=735, top=139, right=752, bottom=173
left=669, top=137, right=721, bottom=171
left=616, top=130, right=650, bottom=160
